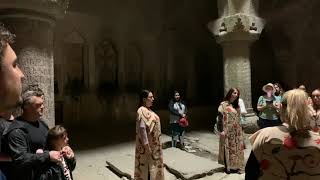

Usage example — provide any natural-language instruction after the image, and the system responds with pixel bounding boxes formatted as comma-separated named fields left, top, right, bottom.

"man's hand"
left=49, top=151, right=62, bottom=162
left=62, top=146, right=75, bottom=159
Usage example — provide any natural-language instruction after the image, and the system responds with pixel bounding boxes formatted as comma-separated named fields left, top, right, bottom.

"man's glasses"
left=312, top=95, right=320, bottom=98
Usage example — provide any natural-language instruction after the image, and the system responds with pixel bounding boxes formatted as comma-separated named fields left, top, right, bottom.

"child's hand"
left=62, top=146, right=74, bottom=159
left=36, top=149, right=44, bottom=154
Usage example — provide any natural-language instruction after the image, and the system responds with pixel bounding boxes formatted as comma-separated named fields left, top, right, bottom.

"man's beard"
left=275, top=91, right=280, bottom=96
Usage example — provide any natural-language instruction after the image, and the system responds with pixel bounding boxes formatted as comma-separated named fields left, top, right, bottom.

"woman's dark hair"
left=236, top=88, right=241, bottom=97
left=274, top=82, right=284, bottom=96
left=223, top=88, right=239, bottom=109
left=274, top=83, right=282, bottom=89
left=139, top=89, right=151, bottom=107
left=173, top=90, right=181, bottom=102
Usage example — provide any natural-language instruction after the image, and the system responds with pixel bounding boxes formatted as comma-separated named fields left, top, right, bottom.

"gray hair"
left=22, top=86, right=44, bottom=107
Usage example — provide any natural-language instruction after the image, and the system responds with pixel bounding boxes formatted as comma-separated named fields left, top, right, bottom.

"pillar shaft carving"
left=0, top=0, right=69, bottom=127
left=209, top=0, right=264, bottom=115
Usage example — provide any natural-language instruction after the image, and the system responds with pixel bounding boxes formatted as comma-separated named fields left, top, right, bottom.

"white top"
left=238, top=98, right=247, bottom=115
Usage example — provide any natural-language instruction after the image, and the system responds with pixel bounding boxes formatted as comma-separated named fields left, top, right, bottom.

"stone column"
left=0, top=0, right=69, bottom=127
left=209, top=0, right=265, bottom=133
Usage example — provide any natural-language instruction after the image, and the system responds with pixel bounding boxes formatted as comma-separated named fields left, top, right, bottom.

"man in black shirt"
left=5, top=88, right=61, bottom=180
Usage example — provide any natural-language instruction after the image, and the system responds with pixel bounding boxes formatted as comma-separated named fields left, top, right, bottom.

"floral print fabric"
left=218, top=101, right=245, bottom=171
left=250, top=125, right=320, bottom=179
left=134, top=106, right=164, bottom=180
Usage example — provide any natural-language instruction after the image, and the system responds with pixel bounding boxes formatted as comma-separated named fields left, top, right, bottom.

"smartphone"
left=266, top=100, right=273, bottom=105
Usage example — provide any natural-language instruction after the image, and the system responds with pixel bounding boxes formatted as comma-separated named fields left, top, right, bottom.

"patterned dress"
left=134, top=106, right=164, bottom=180
left=218, top=101, right=244, bottom=171
left=250, top=125, right=320, bottom=179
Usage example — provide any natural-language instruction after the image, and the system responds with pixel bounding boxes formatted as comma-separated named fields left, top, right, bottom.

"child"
left=37, top=125, right=76, bottom=180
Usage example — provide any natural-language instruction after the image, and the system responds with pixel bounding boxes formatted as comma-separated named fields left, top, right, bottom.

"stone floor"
left=73, top=131, right=251, bottom=180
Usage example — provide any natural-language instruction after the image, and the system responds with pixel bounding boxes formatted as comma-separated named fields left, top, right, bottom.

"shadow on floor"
left=66, top=121, right=213, bottom=151
left=66, top=124, right=136, bottom=151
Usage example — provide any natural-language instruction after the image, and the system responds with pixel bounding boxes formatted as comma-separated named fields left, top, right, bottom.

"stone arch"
left=63, top=28, right=88, bottom=44
left=55, top=29, right=89, bottom=124
left=62, top=29, right=89, bottom=96
left=94, top=38, right=119, bottom=98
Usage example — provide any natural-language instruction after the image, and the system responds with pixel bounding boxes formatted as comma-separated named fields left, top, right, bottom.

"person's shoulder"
left=0, top=117, right=6, bottom=122
left=39, top=119, right=49, bottom=129
left=168, top=99, right=175, bottom=106
left=307, top=131, right=320, bottom=148
left=181, top=100, right=187, bottom=105
left=0, top=117, right=6, bottom=128
left=250, top=126, right=288, bottom=144
left=6, top=127, right=27, bottom=139
left=220, top=101, right=229, bottom=107
left=4, top=119, right=27, bottom=135
left=137, top=106, right=149, bottom=114
left=220, top=101, right=227, bottom=105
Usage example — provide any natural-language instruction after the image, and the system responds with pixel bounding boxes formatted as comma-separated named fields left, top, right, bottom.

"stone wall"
left=255, top=0, right=320, bottom=93
left=54, top=1, right=224, bottom=131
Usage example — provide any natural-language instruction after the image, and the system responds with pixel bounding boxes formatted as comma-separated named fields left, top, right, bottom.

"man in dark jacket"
left=5, top=88, right=61, bottom=180
left=0, top=23, right=25, bottom=180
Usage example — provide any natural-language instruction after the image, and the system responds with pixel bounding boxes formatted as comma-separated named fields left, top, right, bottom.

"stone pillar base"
left=242, top=113, right=259, bottom=134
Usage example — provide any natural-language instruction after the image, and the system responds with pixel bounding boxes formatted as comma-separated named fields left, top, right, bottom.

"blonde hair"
left=281, top=89, right=310, bottom=134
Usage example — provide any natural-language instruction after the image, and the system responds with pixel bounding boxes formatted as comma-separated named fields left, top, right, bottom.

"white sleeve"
left=139, top=120, right=149, bottom=145
left=239, top=98, right=247, bottom=114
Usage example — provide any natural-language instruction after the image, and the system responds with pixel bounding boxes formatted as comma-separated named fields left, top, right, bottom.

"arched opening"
left=54, top=29, right=89, bottom=125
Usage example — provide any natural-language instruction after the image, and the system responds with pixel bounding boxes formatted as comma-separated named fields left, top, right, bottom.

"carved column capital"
left=209, top=14, right=265, bottom=44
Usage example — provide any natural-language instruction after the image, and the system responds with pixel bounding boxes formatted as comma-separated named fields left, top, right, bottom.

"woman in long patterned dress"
left=134, top=90, right=164, bottom=180
left=218, top=88, right=244, bottom=174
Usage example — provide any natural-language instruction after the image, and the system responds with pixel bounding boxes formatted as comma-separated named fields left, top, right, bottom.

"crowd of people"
left=2, top=22, right=320, bottom=180
left=134, top=82, right=320, bottom=179
left=217, top=83, right=320, bottom=179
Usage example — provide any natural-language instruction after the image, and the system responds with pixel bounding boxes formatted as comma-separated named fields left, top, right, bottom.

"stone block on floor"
left=163, top=148, right=224, bottom=179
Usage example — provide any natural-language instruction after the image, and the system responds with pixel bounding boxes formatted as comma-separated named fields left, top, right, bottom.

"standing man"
left=0, top=23, right=24, bottom=180
left=5, top=88, right=62, bottom=180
